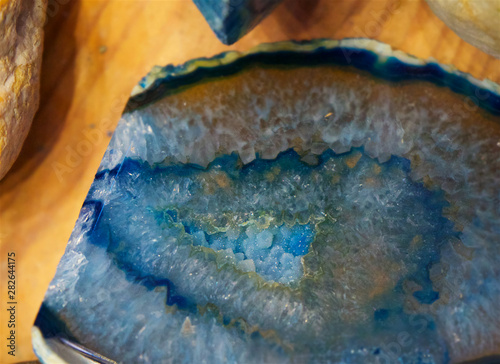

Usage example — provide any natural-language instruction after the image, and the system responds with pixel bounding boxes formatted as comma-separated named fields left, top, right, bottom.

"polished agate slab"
left=33, top=39, right=500, bottom=364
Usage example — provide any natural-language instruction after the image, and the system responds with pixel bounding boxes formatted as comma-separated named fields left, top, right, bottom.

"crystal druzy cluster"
left=33, top=39, right=500, bottom=364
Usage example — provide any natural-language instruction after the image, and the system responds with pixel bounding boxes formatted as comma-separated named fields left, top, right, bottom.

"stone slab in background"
left=192, top=0, right=283, bottom=44
left=427, top=0, right=500, bottom=59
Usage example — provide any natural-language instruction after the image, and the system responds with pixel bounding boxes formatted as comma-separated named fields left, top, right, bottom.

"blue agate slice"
left=33, top=39, right=500, bottom=364
left=192, top=0, right=283, bottom=44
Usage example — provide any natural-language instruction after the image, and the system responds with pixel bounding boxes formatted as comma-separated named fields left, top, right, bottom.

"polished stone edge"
left=32, top=327, right=69, bottom=364
left=128, top=38, right=500, bottom=115
left=33, top=306, right=117, bottom=364
left=192, top=0, right=283, bottom=45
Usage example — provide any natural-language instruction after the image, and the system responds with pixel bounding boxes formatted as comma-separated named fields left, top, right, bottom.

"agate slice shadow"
left=33, top=39, right=500, bottom=364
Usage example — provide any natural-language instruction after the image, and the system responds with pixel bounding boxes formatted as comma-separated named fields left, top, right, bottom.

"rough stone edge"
left=130, top=38, right=500, bottom=102
left=0, top=0, right=48, bottom=180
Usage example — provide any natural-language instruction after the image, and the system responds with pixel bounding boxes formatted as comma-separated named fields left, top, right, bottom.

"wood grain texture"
left=0, top=0, right=499, bottom=362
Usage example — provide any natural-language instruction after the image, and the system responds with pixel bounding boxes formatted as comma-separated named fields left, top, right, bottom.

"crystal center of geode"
left=90, top=147, right=457, bottom=294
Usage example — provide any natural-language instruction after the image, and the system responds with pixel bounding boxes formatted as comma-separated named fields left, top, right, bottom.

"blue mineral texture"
left=192, top=0, right=283, bottom=44
left=33, top=39, right=500, bottom=364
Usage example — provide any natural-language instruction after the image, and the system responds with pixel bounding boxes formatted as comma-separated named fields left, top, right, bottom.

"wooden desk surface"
left=1, top=0, right=499, bottom=362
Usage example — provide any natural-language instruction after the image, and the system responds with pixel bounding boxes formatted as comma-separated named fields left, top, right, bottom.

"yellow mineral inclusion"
left=201, top=171, right=232, bottom=194
left=265, top=166, right=281, bottom=182
left=345, top=152, right=362, bottom=169
left=410, top=235, right=423, bottom=251
left=265, top=172, right=276, bottom=182
left=450, top=237, right=475, bottom=260
left=422, top=175, right=435, bottom=189
left=215, top=173, right=230, bottom=188
left=364, top=177, right=378, bottom=187
left=0, top=120, right=5, bottom=158
left=13, top=65, right=30, bottom=95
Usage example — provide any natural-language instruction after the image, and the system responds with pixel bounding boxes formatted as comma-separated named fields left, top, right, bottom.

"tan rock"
left=427, top=0, right=500, bottom=58
left=0, top=0, right=47, bottom=179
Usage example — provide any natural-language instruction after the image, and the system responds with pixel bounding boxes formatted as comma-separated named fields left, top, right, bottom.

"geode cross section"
left=33, top=39, right=500, bottom=364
